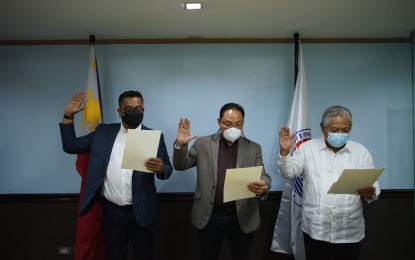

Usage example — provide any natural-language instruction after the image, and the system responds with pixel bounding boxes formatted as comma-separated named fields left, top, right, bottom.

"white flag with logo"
left=271, top=42, right=310, bottom=260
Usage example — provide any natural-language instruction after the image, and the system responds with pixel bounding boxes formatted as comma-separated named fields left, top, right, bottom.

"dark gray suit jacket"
left=60, top=122, right=173, bottom=226
left=173, top=133, right=271, bottom=233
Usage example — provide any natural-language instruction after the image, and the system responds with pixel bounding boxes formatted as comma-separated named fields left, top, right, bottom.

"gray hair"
left=320, top=105, right=352, bottom=128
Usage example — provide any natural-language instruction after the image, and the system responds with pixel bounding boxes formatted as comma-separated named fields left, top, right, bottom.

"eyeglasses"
left=220, top=120, right=243, bottom=129
left=122, top=106, right=144, bottom=114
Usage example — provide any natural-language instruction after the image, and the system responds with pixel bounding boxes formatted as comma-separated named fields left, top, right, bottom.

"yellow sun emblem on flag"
left=81, top=88, right=101, bottom=132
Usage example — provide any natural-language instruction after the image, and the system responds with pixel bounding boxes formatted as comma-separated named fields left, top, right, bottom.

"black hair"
left=118, top=90, right=144, bottom=107
left=219, top=103, right=245, bottom=119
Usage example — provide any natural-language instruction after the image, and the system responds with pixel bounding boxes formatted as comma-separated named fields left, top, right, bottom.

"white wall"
left=0, top=43, right=412, bottom=193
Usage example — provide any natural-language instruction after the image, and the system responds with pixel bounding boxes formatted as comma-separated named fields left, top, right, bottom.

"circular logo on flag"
left=295, top=128, right=311, bottom=149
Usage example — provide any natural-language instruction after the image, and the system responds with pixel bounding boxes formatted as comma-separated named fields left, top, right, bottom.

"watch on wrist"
left=63, top=114, right=74, bottom=120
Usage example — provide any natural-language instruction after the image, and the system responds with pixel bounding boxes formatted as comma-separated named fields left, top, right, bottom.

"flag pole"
left=89, top=34, right=104, bottom=122
left=294, top=33, right=300, bottom=86
left=411, top=29, right=415, bottom=221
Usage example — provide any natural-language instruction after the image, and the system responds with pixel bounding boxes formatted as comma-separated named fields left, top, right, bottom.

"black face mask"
left=122, top=111, right=144, bottom=129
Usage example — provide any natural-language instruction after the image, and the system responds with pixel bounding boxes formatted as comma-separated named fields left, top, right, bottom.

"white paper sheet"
left=223, top=166, right=262, bottom=202
left=327, top=168, right=385, bottom=195
left=121, top=130, right=161, bottom=172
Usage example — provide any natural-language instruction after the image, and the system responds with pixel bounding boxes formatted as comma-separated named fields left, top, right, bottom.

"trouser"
left=303, top=232, right=361, bottom=260
left=103, top=200, right=154, bottom=260
left=199, top=208, right=252, bottom=260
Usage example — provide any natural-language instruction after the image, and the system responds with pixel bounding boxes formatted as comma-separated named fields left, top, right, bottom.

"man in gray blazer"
left=173, top=103, right=271, bottom=260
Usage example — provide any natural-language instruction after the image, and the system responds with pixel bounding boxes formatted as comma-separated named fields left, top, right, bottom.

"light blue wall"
left=0, top=43, right=412, bottom=194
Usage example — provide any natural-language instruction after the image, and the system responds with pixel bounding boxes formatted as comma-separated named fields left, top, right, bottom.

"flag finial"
left=89, top=35, right=96, bottom=45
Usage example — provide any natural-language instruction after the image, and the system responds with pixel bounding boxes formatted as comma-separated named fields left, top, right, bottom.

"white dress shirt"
left=101, top=124, right=142, bottom=206
left=278, top=137, right=380, bottom=243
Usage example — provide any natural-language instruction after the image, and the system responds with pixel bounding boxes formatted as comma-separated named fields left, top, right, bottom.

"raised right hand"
left=176, top=118, right=198, bottom=147
left=279, top=126, right=295, bottom=156
left=64, top=92, right=85, bottom=116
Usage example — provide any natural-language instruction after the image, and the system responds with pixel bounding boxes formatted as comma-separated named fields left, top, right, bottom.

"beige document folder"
left=223, top=166, right=262, bottom=203
left=327, top=168, right=384, bottom=195
left=121, top=130, right=161, bottom=172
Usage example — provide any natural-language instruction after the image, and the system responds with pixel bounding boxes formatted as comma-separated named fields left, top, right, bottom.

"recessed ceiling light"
left=184, top=2, right=202, bottom=10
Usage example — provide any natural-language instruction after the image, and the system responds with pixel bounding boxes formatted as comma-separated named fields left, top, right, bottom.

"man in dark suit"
left=173, top=103, right=271, bottom=260
left=60, top=90, right=173, bottom=260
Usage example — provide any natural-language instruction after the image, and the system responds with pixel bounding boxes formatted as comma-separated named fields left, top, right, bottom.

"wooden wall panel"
left=0, top=191, right=413, bottom=260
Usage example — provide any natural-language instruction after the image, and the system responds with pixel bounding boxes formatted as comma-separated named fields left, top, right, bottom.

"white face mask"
left=223, top=127, right=242, bottom=143
left=327, top=132, right=349, bottom=148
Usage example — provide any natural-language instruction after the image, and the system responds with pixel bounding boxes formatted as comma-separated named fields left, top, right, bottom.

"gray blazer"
left=173, top=133, right=271, bottom=233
